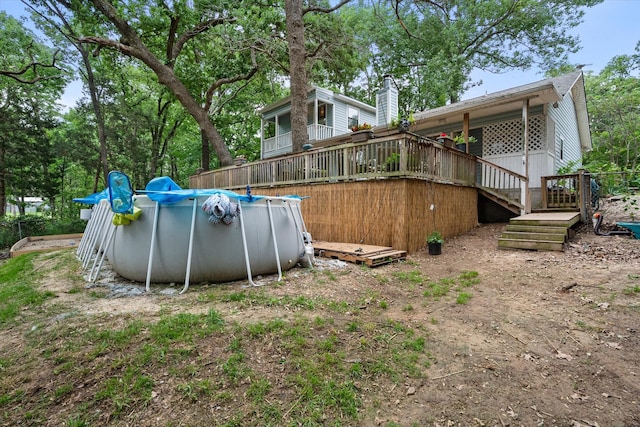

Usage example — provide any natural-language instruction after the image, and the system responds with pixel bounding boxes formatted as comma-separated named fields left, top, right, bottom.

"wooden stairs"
left=498, top=212, right=582, bottom=251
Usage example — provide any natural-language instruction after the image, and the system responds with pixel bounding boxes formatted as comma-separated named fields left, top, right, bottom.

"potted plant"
left=390, top=113, right=415, bottom=132
left=426, top=231, right=444, bottom=255
left=384, top=152, right=400, bottom=172
left=453, top=134, right=477, bottom=152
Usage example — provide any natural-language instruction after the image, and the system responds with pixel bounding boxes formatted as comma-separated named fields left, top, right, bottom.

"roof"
left=412, top=70, right=591, bottom=151
left=259, top=86, right=375, bottom=116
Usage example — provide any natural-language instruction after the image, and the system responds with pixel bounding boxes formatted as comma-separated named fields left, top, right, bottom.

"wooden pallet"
left=313, top=241, right=406, bottom=267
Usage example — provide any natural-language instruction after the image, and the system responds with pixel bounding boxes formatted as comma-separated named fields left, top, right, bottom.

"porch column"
left=521, top=100, right=531, bottom=214
left=463, top=113, right=470, bottom=153
left=312, top=98, right=318, bottom=140
left=260, top=118, right=265, bottom=158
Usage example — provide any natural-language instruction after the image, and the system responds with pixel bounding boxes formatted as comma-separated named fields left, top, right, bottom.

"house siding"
left=548, top=91, right=583, bottom=172
left=261, top=88, right=377, bottom=159
left=376, top=89, right=398, bottom=126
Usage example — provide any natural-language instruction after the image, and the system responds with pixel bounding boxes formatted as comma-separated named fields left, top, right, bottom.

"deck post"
left=521, top=99, right=531, bottom=215
left=578, top=169, right=589, bottom=223
left=399, top=138, right=407, bottom=173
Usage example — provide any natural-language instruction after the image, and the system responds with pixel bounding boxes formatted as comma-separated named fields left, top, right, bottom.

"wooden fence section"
left=190, top=134, right=478, bottom=191
left=242, top=180, right=478, bottom=253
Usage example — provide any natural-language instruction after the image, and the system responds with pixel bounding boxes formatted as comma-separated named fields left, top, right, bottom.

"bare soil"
left=1, top=202, right=639, bottom=426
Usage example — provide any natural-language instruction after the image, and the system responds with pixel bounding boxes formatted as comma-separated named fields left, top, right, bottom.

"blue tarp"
left=73, top=175, right=305, bottom=206
left=141, top=187, right=266, bottom=205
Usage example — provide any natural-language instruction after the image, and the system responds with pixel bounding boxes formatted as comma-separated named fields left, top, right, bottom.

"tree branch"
left=0, top=44, right=64, bottom=84
left=303, top=0, right=351, bottom=15
left=460, top=0, right=518, bottom=56
left=204, top=49, right=259, bottom=108
left=170, top=17, right=234, bottom=64
left=78, top=35, right=139, bottom=57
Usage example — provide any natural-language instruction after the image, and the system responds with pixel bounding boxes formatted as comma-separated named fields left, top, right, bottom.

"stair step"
left=505, top=224, right=569, bottom=235
left=498, top=238, right=564, bottom=252
left=500, top=231, right=566, bottom=242
left=509, top=218, right=578, bottom=227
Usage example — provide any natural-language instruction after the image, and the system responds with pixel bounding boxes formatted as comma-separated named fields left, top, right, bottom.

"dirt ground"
left=2, top=199, right=640, bottom=426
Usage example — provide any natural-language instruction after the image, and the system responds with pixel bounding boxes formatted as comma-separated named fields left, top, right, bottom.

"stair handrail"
left=475, top=157, right=528, bottom=213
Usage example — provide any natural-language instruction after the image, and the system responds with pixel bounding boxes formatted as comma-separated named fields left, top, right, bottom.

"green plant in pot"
left=385, top=152, right=400, bottom=171
left=391, top=113, right=416, bottom=132
left=426, top=231, right=444, bottom=255
left=453, top=134, right=477, bottom=152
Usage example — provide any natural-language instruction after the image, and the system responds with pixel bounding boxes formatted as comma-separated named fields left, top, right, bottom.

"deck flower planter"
left=351, top=130, right=373, bottom=143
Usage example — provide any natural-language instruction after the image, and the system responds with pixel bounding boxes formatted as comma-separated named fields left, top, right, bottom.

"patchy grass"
left=422, top=271, right=479, bottom=302
left=0, top=253, right=55, bottom=326
left=0, top=253, right=439, bottom=426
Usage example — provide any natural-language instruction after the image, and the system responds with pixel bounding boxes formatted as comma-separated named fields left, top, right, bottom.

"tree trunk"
left=201, top=129, right=210, bottom=171
left=0, top=138, right=5, bottom=217
left=285, top=0, right=309, bottom=154
left=79, top=46, right=110, bottom=185
left=86, top=0, right=234, bottom=167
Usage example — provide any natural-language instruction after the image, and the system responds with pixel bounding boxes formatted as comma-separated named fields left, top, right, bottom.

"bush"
left=0, top=215, right=86, bottom=249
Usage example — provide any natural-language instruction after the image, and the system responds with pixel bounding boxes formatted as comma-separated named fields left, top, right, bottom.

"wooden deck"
left=509, top=212, right=582, bottom=227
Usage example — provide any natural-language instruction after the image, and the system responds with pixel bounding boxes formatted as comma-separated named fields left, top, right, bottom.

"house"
left=5, top=196, right=45, bottom=215
left=259, top=71, right=590, bottom=208
left=409, top=70, right=591, bottom=210
left=260, top=76, right=398, bottom=159
left=191, top=71, right=592, bottom=252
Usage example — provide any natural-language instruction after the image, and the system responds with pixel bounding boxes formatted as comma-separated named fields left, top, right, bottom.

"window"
left=264, top=119, right=276, bottom=139
left=348, top=106, right=359, bottom=130
left=318, top=104, right=326, bottom=125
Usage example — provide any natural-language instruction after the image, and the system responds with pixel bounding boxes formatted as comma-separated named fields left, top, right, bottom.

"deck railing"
left=541, top=171, right=592, bottom=221
left=476, top=158, right=527, bottom=212
left=263, top=124, right=335, bottom=156
left=191, top=133, right=480, bottom=191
